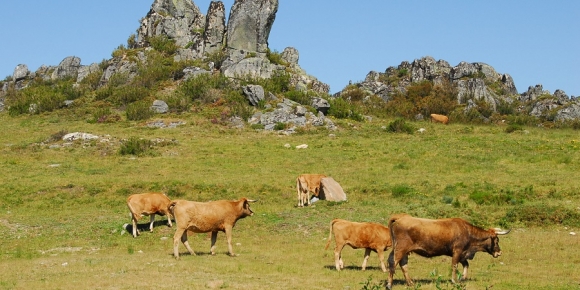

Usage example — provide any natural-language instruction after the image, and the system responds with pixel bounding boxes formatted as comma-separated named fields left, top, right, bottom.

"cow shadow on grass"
left=323, top=265, right=439, bottom=287
left=122, top=219, right=174, bottom=235
left=323, top=265, right=385, bottom=272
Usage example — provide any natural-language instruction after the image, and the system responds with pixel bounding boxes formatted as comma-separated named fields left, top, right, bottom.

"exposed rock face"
left=226, top=0, right=279, bottom=59
left=13, top=64, right=30, bottom=81
left=136, top=0, right=206, bottom=57
left=203, top=1, right=226, bottom=55
left=52, top=56, right=81, bottom=80
left=243, top=84, right=265, bottom=106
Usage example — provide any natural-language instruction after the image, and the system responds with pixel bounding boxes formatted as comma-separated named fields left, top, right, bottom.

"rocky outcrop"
left=226, top=0, right=278, bottom=60
left=13, top=64, right=30, bottom=82
left=136, top=0, right=206, bottom=59
left=52, top=56, right=81, bottom=80
left=203, top=1, right=226, bottom=55
left=247, top=98, right=336, bottom=133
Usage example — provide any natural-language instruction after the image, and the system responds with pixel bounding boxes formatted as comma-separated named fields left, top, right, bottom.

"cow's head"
left=486, top=228, right=511, bottom=258
left=239, top=198, right=257, bottom=217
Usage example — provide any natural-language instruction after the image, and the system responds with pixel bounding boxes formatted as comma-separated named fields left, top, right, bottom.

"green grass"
left=1, top=112, right=580, bottom=289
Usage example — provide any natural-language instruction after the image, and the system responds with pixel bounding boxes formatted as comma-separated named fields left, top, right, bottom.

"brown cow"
left=325, top=219, right=392, bottom=272
left=296, top=174, right=327, bottom=207
left=386, top=213, right=510, bottom=289
left=169, top=198, right=256, bottom=259
left=430, top=113, right=449, bottom=124
left=126, top=192, right=173, bottom=238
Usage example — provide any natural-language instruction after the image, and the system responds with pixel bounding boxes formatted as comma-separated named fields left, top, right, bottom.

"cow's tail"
left=324, top=219, right=337, bottom=250
left=388, top=214, right=403, bottom=251
left=168, top=201, right=178, bottom=221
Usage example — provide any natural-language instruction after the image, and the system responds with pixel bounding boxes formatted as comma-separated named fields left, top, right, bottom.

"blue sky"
left=1, top=1, right=578, bottom=96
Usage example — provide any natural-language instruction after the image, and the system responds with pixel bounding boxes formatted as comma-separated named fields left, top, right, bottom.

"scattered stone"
left=62, top=132, right=99, bottom=141
left=295, top=144, right=308, bottom=149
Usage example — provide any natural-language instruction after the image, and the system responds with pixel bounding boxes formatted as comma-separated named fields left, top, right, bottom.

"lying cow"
left=169, top=197, right=256, bottom=259
left=325, top=219, right=392, bottom=272
left=430, top=113, right=449, bottom=124
left=126, top=192, right=173, bottom=238
left=296, top=174, right=327, bottom=207
left=386, top=213, right=510, bottom=289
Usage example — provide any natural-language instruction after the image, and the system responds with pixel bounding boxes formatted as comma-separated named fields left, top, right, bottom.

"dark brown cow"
left=169, top=198, right=256, bottom=259
left=325, top=219, right=392, bottom=272
left=430, top=113, right=449, bottom=124
left=387, top=213, right=510, bottom=289
left=296, top=174, right=327, bottom=207
left=126, top=192, right=173, bottom=238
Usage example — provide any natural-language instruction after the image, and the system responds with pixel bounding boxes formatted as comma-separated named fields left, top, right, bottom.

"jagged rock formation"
left=136, top=0, right=206, bottom=59
left=349, top=56, right=579, bottom=122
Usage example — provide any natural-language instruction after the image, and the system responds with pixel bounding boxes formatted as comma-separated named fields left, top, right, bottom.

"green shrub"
left=501, top=204, right=580, bottom=227
left=284, top=90, right=313, bottom=106
left=505, top=124, right=524, bottom=133
left=119, top=137, right=154, bottom=156
left=328, top=97, right=364, bottom=121
left=386, top=118, right=414, bottom=134
left=266, top=49, right=288, bottom=66
left=391, top=184, right=416, bottom=198
left=148, top=35, right=178, bottom=55
left=126, top=101, right=154, bottom=121
left=111, top=85, right=150, bottom=106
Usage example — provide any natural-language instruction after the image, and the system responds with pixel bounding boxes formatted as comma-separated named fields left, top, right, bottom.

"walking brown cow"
left=430, top=113, right=449, bottom=124
left=386, top=213, right=510, bottom=289
left=169, top=197, right=256, bottom=259
left=296, top=174, right=327, bottom=207
left=325, top=218, right=392, bottom=272
left=126, top=192, right=173, bottom=238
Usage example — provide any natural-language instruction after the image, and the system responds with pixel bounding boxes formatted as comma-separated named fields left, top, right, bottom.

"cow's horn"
left=247, top=199, right=258, bottom=203
left=494, top=228, right=511, bottom=235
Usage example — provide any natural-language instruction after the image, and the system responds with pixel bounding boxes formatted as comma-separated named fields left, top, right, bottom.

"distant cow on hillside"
left=325, top=219, right=392, bottom=272
left=296, top=174, right=327, bottom=207
left=430, top=113, right=449, bottom=124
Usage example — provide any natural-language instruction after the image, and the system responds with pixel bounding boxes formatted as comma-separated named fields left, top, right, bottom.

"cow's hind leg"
left=399, top=255, right=413, bottom=286
left=131, top=215, right=139, bottom=238
left=334, top=243, right=345, bottom=271
left=361, top=248, right=371, bottom=271
left=148, top=214, right=155, bottom=232
left=173, top=227, right=192, bottom=259
left=376, top=249, right=387, bottom=272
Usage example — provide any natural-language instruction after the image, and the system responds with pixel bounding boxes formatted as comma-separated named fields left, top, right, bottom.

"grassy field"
left=1, top=112, right=579, bottom=289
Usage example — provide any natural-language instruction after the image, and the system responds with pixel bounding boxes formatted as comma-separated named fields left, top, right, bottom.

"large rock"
left=52, top=56, right=81, bottom=80
left=226, top=0, right=279, bottom=59
left=243, top=84, right=265, bottom=106
left=320, top=177, right=347, bottom=202
left=203, top=1, right=226, bottom=55
left=13, top=64, right=30, bottom=81
left=136, top=0, right=206, bottom=55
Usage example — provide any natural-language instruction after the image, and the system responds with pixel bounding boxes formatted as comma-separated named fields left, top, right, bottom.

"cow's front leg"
left=361, top=248, right=371, bottom=271
left=460, top=260, right=469, bottom=281
left=224, top=227, right=236, bottom=256
left=210, top=231, right=218, bottom=255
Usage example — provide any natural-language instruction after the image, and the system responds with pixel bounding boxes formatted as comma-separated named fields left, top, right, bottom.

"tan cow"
left=430, top=113, right=449, bottom=124
left=169, top=197, right=256, bottom=259
left=386, top=213, right=510, bottom=289
left=296, top=174, right=327, bottom=207
left=126, top=192, right=173, bottom=238
left=325, top=219, right=392, bottom=272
